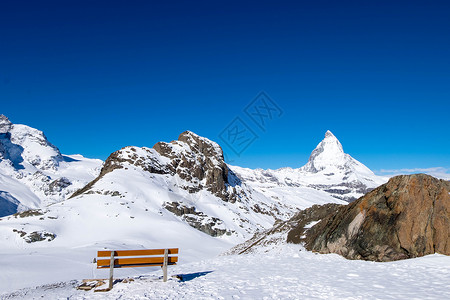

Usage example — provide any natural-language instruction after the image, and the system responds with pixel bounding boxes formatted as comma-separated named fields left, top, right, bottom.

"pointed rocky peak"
left=152, top=131, right=230, bottom=199
left=178, top=130, right=223, bottom=159
left=324, top=130, right=335, bottom=138
left=75, top=131, right=236, bottom=202
left=301, top=130, right=346, bottom=173
left=0, top=115, right=12, bottom=134
left=321, top=130, right=344, bottom=153
left=178, top=130, right=199, bottom=140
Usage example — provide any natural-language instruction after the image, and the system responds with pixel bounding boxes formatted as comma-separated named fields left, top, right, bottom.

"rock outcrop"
left=153, top=131, right=239, bottom=201
left=72, top=131, right=240, bottom=202
left=301, top=174, right=450, bottom=261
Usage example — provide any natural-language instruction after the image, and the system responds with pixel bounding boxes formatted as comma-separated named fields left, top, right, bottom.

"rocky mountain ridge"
left=72, top=131, right=243, bottom=202
left=70, top=130, right=344, bottom=239
left=0, top=115, right=383, bottom=242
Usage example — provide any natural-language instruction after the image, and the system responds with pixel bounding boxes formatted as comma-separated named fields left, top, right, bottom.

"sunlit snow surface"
left=0, top=164, right=345, bottom=294
left=1, top=245, right=448, bottom=299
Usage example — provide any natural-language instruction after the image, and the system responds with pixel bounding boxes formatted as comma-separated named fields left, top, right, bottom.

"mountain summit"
left=231, top=130, right=387, bottom=202
left=301, top=130, right=345, bottom=173
left=0, top=115, right=102, bottom=216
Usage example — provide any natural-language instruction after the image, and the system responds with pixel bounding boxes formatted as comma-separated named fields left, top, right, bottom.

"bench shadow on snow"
left=129, top=271, right=213, bottom=284
left=176, top=271, right=214, bottom=282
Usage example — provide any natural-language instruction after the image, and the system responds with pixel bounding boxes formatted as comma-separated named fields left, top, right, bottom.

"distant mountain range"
left=231, top=130, right=387, bottom=203
left=0, top=114, right=387, bottom=249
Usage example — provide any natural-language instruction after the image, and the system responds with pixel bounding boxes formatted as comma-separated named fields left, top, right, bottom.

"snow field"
left=2, top=245, right=449, bottom=299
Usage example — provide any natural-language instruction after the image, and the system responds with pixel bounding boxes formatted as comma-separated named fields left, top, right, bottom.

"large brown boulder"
left=302, top=174, right=450, bottom=261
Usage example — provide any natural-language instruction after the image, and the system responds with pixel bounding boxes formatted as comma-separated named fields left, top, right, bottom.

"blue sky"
left=1, top=1, right=449, bottom=173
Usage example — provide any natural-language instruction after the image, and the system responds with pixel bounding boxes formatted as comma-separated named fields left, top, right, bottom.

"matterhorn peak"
left=300, top=130, right=346, bottom=173
left=325, top=130, right=334, bottom=138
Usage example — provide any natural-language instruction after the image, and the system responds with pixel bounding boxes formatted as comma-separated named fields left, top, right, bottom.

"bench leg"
left=162, top=249, right=168, bottom=282
left=109, top=251, right=114, bottom=290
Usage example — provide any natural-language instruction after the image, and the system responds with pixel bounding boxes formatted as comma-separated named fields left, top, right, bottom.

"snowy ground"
left=1, top=245, right=448, bottom=300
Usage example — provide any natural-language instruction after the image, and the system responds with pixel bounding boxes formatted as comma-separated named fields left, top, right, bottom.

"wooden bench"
left=96, top=248, right=179, bottom=291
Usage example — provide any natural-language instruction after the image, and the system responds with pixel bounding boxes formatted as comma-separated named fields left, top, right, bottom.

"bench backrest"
left=97, top=248, right=178, bottom=269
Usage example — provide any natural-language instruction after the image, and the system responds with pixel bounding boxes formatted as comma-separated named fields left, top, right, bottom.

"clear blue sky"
left=1, top=0, right=449, bottom=172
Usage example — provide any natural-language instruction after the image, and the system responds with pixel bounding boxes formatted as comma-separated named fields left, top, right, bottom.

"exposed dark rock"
left=153, top=131, right=235, bottom=202
left=13, top=209, right=44, bottom=218
left=12, top=229, right=27, bottom=237
left=164, top=201, right=230, bottom=237
left=164, top=202, right=197, bottom=216
left=24, top=231, right=56, bottom=243
left=286, top=203, right=344, bottom=244
left=49, top=177, right=72, bottom=193
left=302, top=174, right=450, bottom=261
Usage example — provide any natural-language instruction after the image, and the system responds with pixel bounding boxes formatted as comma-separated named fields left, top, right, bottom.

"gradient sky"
left=1, top=0, right=449, bottom=173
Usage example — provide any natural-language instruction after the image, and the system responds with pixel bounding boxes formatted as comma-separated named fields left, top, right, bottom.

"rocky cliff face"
left=302, top=174, right=450, bottom=261
left=72, top=131, right=240, bottom=202
left=153, top=131, right=240, bottom=201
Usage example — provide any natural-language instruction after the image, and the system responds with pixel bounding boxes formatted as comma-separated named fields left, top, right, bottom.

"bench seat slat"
left=97, top=248, right=178, bottom=257
left=97, top=256, right=178, bottom=268
left=97, top=262, right=177, bottom=269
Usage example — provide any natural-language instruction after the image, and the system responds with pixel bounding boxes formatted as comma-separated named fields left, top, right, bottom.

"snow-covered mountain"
left=231, top=130, right=387, bottom=202
left=0, top=127, right=344, bottom=246
left=0, top=129, right=345, bottom=292
left=63, top=130, right=343, bottom=240
left=0, top=118, right=398, bottom=294
left=0, top=115, right=102, bottom=217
